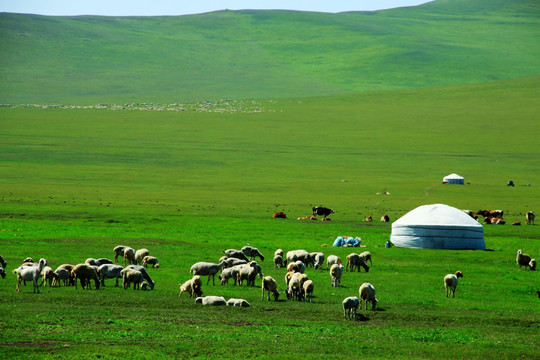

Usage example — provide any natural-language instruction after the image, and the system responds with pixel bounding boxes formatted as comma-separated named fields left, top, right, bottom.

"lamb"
left=113, top=245, right=127, bottom=263
left=273, top=254, right=285, bottom=269
left=98, top=263, right=124, bottom=287
left=261, top=276, right=280, bottom=301
left=326, top=255, right=341, bottom=270
left=125, top=265, right=155, bottom=289
left=274, top=249, right=284, bottom=258
left=12, top=258, right=47, bottom=293
left=286, top=250, right=313, bottom=267
left=302, top=279, right=314, bottom=302
left=52, top=267, right=71, bottom=287
left=195, top=296, right=227, bottom=306
left=236, top=261, right=263, bottom=286
left=190, top=260, right=226, bottom=285
left=179, top=275, right=203, bottom=298
left=56, top=264, right=75, bottom=286
left=359, top=251, right=372, bottom=267
left=142, top=256, right=160, bottom=268
left=346, top=253, right=369, bottom=273
left=123, top=247, right=136, bottom=266
left=310, top=252, right=325, bottom=270
left=287, top=276, right=302, bottom=301
left=227, top=298, right=251, bottom=307
left=85, top=258, right=101, bottom=267
left=359, top=282, right=378, bottom=310
left=443, top=271, right=463, bottom=298
left=71, top=263, right=100, bottom=290
left=241, top=246, right=265, bottom=261
left=516, top=250, right=533, bottom=270
left=342, top=296, right=360, bottom=319
left=221, top=249, right=250, bottom=262
left=218, top=267, right=236, bottom=285
left=40, top=266, right=57, bottom=287
left=121, top=268, right=144, bottom=290
left=135, top=248, right=150, bottom=264
left=330, top=263, right=343, bottom=287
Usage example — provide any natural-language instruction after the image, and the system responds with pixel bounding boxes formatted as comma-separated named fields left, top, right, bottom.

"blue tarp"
left=333, top=236, right=361, bottom=247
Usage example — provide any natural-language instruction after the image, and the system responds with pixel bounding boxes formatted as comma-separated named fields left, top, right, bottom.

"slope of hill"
left=0, top=0, right=539, bottom=104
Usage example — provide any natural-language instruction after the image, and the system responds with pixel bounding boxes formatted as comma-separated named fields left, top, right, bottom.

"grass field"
left=0, top=75, right=539, bottom=358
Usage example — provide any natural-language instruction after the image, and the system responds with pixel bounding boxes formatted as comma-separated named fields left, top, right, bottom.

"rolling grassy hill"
left=1, top=0, right=539, bottom=104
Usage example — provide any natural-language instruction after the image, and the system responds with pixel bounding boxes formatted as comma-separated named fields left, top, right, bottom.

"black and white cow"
left=312, top=206, right=334, bottom=219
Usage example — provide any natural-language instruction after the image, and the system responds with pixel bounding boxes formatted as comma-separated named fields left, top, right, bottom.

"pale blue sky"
left=0, top=0, right=433, bottom=16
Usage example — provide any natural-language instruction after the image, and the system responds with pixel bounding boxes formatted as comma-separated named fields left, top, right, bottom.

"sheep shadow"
left=354, top=313, right=370, bottom=321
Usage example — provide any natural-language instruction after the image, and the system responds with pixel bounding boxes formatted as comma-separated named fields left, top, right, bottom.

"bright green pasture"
left=0, top=79, right=539, bottom=359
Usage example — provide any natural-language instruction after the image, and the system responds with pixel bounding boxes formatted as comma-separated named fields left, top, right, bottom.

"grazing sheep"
left=444, top=271, right=463, bottom=298
left=190, top=261, right=226, bottom=286
left=237, top=261, right=263, bottom=287
left=288, top=260, right=306, bottom=274
left=227, top=298, right=251, bottom=307
left=142, top=256, right=160, bottom=268
left=121, top=268, right=144, bottom=290
left=57, top=264, right=76, bottom=286
left=135, top=248, right=150, bottom=264
left=284, top=271, right=295, bottom=288
left=261, top=276, right=280, bottom=301
left=326, top=255, right=341, bottom=270
left=310, top=252, right=325, bottom=270
left=273, top=255, right=285, bottom=269
left=221, top=257, right=248, bottom=268
left=125, top=265, right=155, bottom=289
left=195, top=296, right=227, bottom=306
left=123, top=247, right=136, bottom=266
left=359, top=283, right=378, bottom=310
left=179, top=275, right=203, bottom=298
left=52, top=267, right=70, bottom=287
left=113, top=245, right=127, bottom=263
left=291, top=272, right=309, bottom=286
left=302, top=279, right=314, bottom=302
left=221, top=249, right=250, bottom=262
left=241, top=246, right=265, bottom=262
left=330, top=263, right=343, bottom=287
left=12, top=258, right=47, bottom=293
left=98, top=264, right=124, bottom=287
left=516, top=250, right=533, bottom=270
left=286, top=250, right=313, bottom=267
left=346, top=253, right=369, bottom=273
left=40, top=266, right=57, bottom=287
left=529, top=259, right=536, bottom=271
left=97, top=258, right=113, bottom=265
left=342, top=296, right=360, bottom=319
left=287, top=276, right=302, bottom=301
left=22, top=257, right=34, bottom=264
left=274, top=249, right=284, bottom=258
left=359, top=251, right=372, bottom=267
left=71, top=263, right=100, bottom=290
left=218, top=267, right=236, bottom=285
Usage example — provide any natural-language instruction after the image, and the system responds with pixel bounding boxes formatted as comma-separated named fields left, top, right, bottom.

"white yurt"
left=390, top=204, right=485, bottom=250
left=442, top=173, right=464, bottom=184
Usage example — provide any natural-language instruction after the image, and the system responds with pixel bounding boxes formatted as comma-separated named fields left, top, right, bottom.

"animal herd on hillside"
left=2, top=239, right=536, bottom=318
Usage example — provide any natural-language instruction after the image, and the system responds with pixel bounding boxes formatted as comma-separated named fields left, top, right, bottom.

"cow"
left=484, top=217, right=505, bottom=225
left=362, top=216, right=373, bottom=222
left=380, top=214, right=390, bottom=222
left=297, top=216, right=317, bottom=220
left=312, top=206, right=334, bottom=219
left=477, top=210, right=504, bottom=219
left=526, top=211, right=535, bottom=225
left=273, top=212, right=287, bottom=219
left=461, top=210, right=478, bottom=220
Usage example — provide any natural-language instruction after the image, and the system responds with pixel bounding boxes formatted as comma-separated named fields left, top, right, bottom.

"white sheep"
left=287, top=260, right=305, bottom=274
left=123, top=247, right=136, bottom=266
left=221, top=257, right=248, bottom=268
left=85, top=258, right=101, bottom=267
left=195, top=296, right=227, bottom=306
left=261, top=276, right=280, bottom=301
left=287, top=276, right=302, bottom=301
left=291, top=272, right=309, bottom=286
left=52, top=267, right=70, bottom=287
left=359, top=251, right=372, bottom=266
left=529, top=259, right=537, bottom=271
left=342, top=296, right=360, bottom=319
left=302, top=279, right=314, bottom=302
left=274, top=249, right=284, bottom=258
left=135, top=248, right=150, bottom=264
left=284, top=271, right=295, bottom=288
left=443, top=271, right=463, bottom=298
left=113, top=245, right=127, bottom=263
left=326, top=255, right=341, bottom=270
left=12, top=258, right=47, bottom=293
left=98, top=264, right=124, bottom=287
left=221, top=249, right=250, bottom=262
left=71, top=263, right=101, bottom=290
left=310, top=252, right=325, bottom=270
left=359, top=282, right=378, bottom=310
left=190, top=260, right=226, bottom=285
left=241, top=246, right=265, bottom=261
left=126, top=265, right=155, bottom=289
left=121, top=268, right=144, bottom=290
left=273, top=255, right=285, bottom=269
left=330, top=263, right=343, bottom=287
left=516, top=250, right=533, bottom=270
left=237, top=261, right=263, bottom=287
left=40, top=266, right=57, bottom=287
left=227, top=298, right=251, bottom=307
left=179, top=275, right=203, bottom=298
left=142, top=255, right=159, bottom=268
left=346, top=253, right=369, bottom=273
left=286, top=250, right=313, bottom=267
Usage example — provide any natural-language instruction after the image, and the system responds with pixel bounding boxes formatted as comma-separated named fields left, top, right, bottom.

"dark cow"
left=484, top=217, right=505, bottom=225
left=477, top=209, right=504, bottom=219
left=461, top=210, right=478, bottom=220
left=380, top=214, right=390, bottom=222
left=273, top=212, right=287, bottom=219
left=313, top=207, right=334, bottom=219
left=526, top=211, right=535, bottom=225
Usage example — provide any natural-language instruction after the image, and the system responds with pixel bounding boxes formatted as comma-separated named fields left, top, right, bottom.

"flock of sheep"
left=1, top=245, right=536, bottom=318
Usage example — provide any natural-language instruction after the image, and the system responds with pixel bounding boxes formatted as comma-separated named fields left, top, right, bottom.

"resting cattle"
left=273, top=212, right=287, bottom=219
left=313, top=206, right=334, bottom=219
left=461, top=210, right=478, bottom=220
left=380, top=214, right=390, bottom=222
left=362, top=216, right=372, bottom=222
left=526, top=211, right=535, bottom=225
left=477, top=209, right=503, bottom=219
left=484, top=217, right=505, bottom=225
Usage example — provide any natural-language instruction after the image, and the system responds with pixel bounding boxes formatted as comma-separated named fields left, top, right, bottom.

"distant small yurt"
left=390, top=204, right=485, bottom=250
left=442, top=173, right=464, bottom=184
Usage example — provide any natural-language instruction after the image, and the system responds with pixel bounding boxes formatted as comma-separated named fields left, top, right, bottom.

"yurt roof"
left=443, top=173, right=464, bottom=180
left=393, top=204, right=481, bottom=227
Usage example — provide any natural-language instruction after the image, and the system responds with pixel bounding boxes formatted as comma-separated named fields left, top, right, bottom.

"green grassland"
left=1, top=0, right=540, bottom=104
left=0, top=76, right=539, bottom=359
